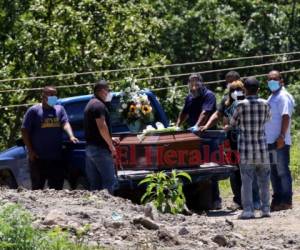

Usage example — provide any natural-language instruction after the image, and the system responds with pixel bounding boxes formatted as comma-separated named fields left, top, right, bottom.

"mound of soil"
left=0, top=187, right=300, bottom=249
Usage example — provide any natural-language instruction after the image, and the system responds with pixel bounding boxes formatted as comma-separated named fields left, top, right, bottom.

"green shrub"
left=0, top=203, right=101, bottom=250
left=139, top=170, right=191, bottom=214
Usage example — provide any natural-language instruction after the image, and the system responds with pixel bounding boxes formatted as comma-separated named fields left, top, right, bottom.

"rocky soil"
left=0, top=187, right=300, bottom=250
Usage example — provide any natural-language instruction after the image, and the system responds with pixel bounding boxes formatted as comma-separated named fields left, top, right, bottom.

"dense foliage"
left=0, top=0, right=299, bottom=149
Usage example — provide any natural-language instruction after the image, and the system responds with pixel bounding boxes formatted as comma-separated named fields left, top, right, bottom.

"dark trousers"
left=29, top=159, right=65, bottom=190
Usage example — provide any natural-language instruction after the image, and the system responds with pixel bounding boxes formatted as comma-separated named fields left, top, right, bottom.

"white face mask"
left=231, top=90, right=244, bottom=100
left=105, top=92, right=113, bottom=102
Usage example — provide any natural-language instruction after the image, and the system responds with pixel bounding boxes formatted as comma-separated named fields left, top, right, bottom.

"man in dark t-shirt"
left=21, top=86, right=78, bottom=190
left=176, top=73, right=222, bottom=209
left=176, top=73, right=216, bottom=129
left=84, top=80, right=117, bottom=193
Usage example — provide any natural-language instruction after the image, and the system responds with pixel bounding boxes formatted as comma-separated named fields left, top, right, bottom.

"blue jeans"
left=269, top=144, right=293, bottom=204
left=85, top=145, right=118, bottom=194
left=240, top=164, right=270, bottom=212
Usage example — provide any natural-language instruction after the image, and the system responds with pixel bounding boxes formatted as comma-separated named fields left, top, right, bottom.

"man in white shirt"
left=265, top=70, right=295, bottom=211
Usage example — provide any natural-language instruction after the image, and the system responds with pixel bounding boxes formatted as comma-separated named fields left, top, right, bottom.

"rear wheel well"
left=0, top=169, right=18, bottom=189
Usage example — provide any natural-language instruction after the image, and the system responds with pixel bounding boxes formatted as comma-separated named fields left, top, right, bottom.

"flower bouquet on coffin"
left=119, top=81, right=154, bottom=133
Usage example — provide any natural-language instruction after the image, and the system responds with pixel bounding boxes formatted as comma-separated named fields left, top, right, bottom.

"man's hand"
left=109, top=145, right=117, bottom=158
left=188, top=125, right=199, bottom=132
left=199, top=125, right=208, bottom=132
left=69, top=136, right=79, bottom=144
left=276, top=135, right=285, bottom=149
left=112, top=137, right=120, bottom=146
left=223, top=124, right=230, bottom=132
left=28, top=150, right=38, bottom=162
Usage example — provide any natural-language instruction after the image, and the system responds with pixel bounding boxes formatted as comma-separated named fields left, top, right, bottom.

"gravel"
left=0, top=187, right=300, bottom=249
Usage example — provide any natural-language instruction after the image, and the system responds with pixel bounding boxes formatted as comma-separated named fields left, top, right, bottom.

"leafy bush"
left=0, top=203, right=101, bottom=250
left=139, top=170, right=191, bottom=214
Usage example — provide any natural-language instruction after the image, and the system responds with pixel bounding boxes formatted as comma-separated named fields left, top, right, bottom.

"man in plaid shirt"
left=230, top=77, right=271, bottom=219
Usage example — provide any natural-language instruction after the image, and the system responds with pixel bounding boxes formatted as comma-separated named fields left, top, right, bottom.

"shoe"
left=253, top=201, right=261, bottom=210
left=271, top=203, right=292, bottom=212
left=279, top=203, right=292, bottom=210
left=227, top=202, right=242, bottom=211
left=270, top=199, right=282, bottom=211
left=212, top=200, right=222, bottom=210
left=238, top=211, right=255, bottom=220
left=270, top=204, right=282, bottom=212
left=261, top=210, right=271, bottom=218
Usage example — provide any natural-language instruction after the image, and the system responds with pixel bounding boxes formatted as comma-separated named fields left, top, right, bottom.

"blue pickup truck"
left=0, top=91, right=236, bottom=209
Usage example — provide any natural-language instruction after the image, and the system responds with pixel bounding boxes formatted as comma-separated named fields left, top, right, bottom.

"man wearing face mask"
left=176, top=73, right=216, bottom=130
left=21, top=86, right=79, bottom=190
left=84, top=80, right=118, bottom=193
left=265, top=70, right=295, bottom=211
left=176, top=73, right=221, bottom=209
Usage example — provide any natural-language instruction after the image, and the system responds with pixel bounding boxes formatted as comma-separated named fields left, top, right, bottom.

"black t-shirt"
left=84, top=97, right=111, bottom=148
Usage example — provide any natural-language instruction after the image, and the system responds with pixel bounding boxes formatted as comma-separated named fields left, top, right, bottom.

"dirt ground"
left=0, top=187, right=300, bottom=250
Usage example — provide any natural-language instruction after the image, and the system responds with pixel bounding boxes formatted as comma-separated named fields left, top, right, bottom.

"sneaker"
left=261, top=208, right=271, bottom=218
left=212, top=200, right=222, bottom=210
left=238, top=211, right=255, bottom=220
left=227, top=202, right=242, bottom=211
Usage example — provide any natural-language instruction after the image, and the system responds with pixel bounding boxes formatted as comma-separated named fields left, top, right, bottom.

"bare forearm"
left=99, top=126, right=114, bottom=149
left=63, top=122, right=75, bottom=138
left=195, top=111, right=210, bottom=126
left=280, top=115, right=290, bottom=136
left=176, top=112, right=188, bottom=127
left=96, top=118, right=114, bottom=149
left=204, top=111, right=222, bottom=129
left=21, top=129, right=34, bottom=152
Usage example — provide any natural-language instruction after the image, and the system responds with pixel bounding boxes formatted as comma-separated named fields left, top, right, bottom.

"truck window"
left=64, top=94, right=159, bottom=134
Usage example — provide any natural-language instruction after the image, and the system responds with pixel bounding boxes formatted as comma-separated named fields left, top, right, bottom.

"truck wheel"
left=0, top=170, right=18, bottom=189
left=184, top=180, right=212, bottom=211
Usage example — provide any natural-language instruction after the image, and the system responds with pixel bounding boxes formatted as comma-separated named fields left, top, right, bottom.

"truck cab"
left=0, top=91, right=236, bottom=210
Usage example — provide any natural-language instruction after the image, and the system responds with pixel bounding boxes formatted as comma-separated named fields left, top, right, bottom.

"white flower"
left=146, top=125, right=155, bottom=131
left=125, top=87, right=131, bottom=93
left=118, top=109, right=123, bottom=113
left=122, top=103, right=127, bottom=109
left=156, top=122, right=165, bottom=129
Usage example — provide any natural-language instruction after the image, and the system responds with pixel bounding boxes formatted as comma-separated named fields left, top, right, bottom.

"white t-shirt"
left=265, top=87, right=295, bottom=145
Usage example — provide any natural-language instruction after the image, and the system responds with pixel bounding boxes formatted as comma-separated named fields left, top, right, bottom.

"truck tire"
left=184, top=180, right=213, bottom=211
left=0, top=170, right=18, bottom=189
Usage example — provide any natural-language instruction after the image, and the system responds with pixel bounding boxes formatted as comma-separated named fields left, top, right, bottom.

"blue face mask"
left=268, top=80, right=281, bottom=92
left=47, top=96, right=58, bottom=107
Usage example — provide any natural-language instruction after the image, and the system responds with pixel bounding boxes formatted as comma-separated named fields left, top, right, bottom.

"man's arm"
left=195, top=110, right=212, bottom=127
left=276, top=114, right=289, bottom=149
left=21, top=128, right=38, bottom=161
left=200, top=111, right=222, bottom=131
left=62, top=122, right=79, bottom=143
left=176, top=111, right=188, bottom=127
left=276, top=95, right=293, bottom=149
left=96, top=116, right=116, bottom=156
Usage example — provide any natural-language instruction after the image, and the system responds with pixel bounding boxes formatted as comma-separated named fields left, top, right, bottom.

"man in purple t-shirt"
left=21, top=86, right=78, bottom=190
left=176, top=73, right=222, bottom=210
left=176, top=73, right=216, bottom=129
